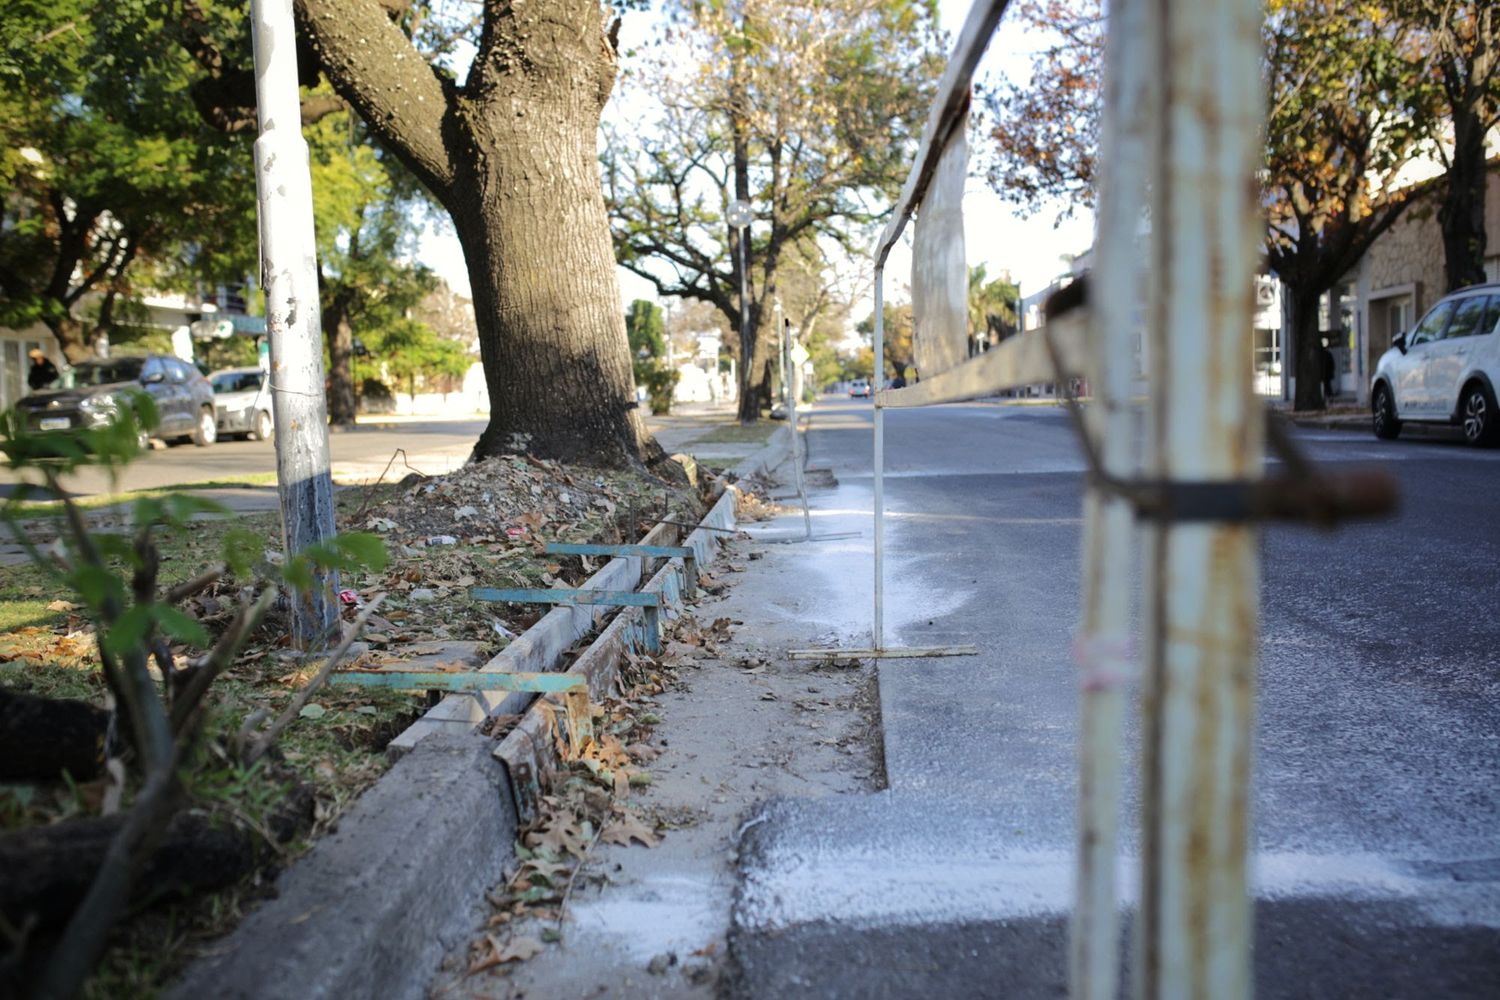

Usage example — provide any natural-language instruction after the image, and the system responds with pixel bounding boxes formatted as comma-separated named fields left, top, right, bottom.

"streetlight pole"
left=251, top=0, right=339, bottom=648
left=727, top=199, right=752, bottom=419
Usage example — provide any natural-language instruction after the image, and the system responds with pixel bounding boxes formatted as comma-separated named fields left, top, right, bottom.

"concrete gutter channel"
left=169, top=426, right=792, bottom=1000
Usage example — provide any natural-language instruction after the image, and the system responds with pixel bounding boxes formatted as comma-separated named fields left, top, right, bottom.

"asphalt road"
left=0, top=418, right=487, bottom=498
left=730, top=397, right=1500, bottom=998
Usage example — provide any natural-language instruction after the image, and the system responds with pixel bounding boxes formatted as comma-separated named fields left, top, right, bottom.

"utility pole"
left=251, top=0, right=339, bottom=648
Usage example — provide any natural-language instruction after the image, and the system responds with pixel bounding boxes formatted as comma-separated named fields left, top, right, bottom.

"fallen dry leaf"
left=46, top=599, right=81, bottom=612
left=469, top=933, right=544, bottom=974
left=601, top=809, right=659, bottom=848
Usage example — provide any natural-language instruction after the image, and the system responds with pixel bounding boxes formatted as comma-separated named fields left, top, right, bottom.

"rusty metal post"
left=1071, top=0, right=1151, bottom=996
left=1137, top=1, right=1263, bottom=998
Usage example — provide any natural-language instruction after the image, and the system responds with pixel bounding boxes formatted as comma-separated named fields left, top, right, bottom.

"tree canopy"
left=0, top=0, right=256, bottom=361
left=607, top=0, right=944, bottom=420
left=982, top=0, right=1441, bottom=409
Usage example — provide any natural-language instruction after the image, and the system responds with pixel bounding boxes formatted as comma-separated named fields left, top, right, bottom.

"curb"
left=166, top=428, right=793, bottom=1000
left=730, top=423, right=794, bottom=481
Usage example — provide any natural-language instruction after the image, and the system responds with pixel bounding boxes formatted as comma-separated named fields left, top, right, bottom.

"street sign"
left=789, top=343, right=810, bottom=365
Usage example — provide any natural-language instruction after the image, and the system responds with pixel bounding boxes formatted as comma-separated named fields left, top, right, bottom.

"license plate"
left=39, top=417, right=70, bottom=431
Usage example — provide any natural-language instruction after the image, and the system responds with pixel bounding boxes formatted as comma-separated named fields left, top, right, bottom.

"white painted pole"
left=781, top=309, right=813, bottom=541
left=872, top=268, right=886, bottom=650
left=1071, top=0, right=1150, bottom=996
left=1138, top=1, right=1263, bottom=997
left=250, top=0, right=339, bottom=648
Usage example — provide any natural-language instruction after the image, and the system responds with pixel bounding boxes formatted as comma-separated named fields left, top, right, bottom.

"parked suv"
left=1371, top=282, right=1500, bottom=445
left=16, top=354, right=218, bottom=447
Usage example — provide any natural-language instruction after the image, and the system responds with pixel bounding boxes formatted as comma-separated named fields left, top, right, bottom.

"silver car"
left=210, top=367, right=274, bottom=441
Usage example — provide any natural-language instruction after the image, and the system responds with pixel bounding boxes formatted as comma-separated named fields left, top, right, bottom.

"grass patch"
left=688, top=421, right=778, bottom=445
left=5, top=472, right=281, bottom=516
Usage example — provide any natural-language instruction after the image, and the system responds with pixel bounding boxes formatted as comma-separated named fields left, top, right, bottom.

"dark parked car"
left=15, top=354, right=218, bottom=447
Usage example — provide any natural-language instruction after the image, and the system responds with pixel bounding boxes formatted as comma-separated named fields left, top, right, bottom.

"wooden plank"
left=875, top=315, right=1089, bottom=409
left=876, top=0, right=1012, bottom=267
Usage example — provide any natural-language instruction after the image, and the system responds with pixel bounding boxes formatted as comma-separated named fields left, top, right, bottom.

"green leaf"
left=155, top=605, right=209, bottom=647
left=281, top=555, right=314, bottom=592
left=103, top=605, right=152, bottom=656
left=222, top=527, right=264, bottom=579
left=332, top=532, right=388, bottom=572
left=298, top=703, right=327, bottom=720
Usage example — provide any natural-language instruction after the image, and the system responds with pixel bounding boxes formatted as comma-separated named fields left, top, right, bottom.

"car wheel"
left=251, top=410, right=273, bottom=442
left=1461, top=382, right=1499, bottom=447
left=193, top=406, right=217, bottom=447
left=1372, top=383, right=1401, bottom=440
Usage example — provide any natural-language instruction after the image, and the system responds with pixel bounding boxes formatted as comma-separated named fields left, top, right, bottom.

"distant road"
left=0, top=418, right=488, bottom=498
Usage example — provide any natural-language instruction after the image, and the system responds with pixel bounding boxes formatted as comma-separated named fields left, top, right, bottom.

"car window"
left=1409, top=301, right=1454, bottom=346
left=73, top=358, right=146, bottom=387
left=1479, top=295, right=1500, bottom=338
left=212, top=372, right=263, bottom=394
left=1441, top=295, right=1489, bottom=340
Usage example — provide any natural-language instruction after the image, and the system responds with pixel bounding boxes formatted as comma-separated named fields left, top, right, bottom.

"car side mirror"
left=1393, top=332, right=1407, bottom=354
left=142, top=372, right=165, bottom=384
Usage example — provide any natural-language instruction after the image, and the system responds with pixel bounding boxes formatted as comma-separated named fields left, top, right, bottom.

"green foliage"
left=0, top=0, right=256, bottom=351
left=626, top=299, right=668, bottom=383
left=856, top=303, right=915, bottom=378
left=362, top=318, right=473, bottom=401
left=607, top=0, right=944, bottom=384
left=968, top=265, right=1019, bottom=343
left=645, top=365, right=681, bottom=415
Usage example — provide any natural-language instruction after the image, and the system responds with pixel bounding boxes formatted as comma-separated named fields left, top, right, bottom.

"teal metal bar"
left=543, top=542, right=694, bottom=559
left=328, top=670, right=585, bottom=693
left=470, top=587, right=661, bottom=608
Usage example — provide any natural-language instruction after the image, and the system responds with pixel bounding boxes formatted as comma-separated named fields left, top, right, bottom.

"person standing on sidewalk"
left=27, top=349, right=58, bottom=392
left=1319, top=338, right=1336, bottom=406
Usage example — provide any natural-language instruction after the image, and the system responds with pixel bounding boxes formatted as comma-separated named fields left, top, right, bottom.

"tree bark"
left=298, top=0, right=655, bottom=466
left=453, top=107, right=655, bottom=465
left=321, top=276, right=357, bottom=427
left=1438, top=109, right=1490, bottom=293
left=1288, top=287, right=1324, bottom=412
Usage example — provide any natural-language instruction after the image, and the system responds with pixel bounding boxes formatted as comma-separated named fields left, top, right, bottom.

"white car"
left=1371, top=282, right=1500, bottom=446
left=210, top=367, right=274, bottom=441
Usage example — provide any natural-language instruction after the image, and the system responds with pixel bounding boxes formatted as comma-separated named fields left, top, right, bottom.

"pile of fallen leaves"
left=354, top=454, right=695, bottom=550
left=466, top=611, right=737, bottom=976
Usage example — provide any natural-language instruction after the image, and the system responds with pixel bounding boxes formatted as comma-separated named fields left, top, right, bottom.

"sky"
left=414, top=0, right=1096, bottom=328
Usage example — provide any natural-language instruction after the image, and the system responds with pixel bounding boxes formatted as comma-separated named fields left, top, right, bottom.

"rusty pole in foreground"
left=1137, top=0, right=1263, bottom=997
left=1070, top=0, right=1151, bottom=995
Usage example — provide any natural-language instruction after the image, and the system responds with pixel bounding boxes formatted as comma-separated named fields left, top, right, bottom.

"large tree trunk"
left=322, top=282, right=357, bottom=427
left=299, top=0, right=656, bottom=467
left=46, top=314, right=93, bottom=365
left=1438, top=109, right=1490, bottom=293
left=1288, top=287, right=1324, bottom=412
left=454, top=109, right=654, bottom=465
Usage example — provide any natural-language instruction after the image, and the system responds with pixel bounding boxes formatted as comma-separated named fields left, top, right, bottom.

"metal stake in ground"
left=250, top=0, right=339, bottom=648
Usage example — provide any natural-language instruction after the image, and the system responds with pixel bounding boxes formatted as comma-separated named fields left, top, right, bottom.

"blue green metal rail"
left=471, top=586, right=664, bottom=653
